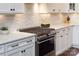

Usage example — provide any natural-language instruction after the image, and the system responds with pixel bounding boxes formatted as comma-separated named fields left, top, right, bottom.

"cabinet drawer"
left=5, top=36, right=35, bottom=52
left=5, top=49, right=20, bottom=56
left=0, top=53, right=5, bottom=56
left=6, top=44, right=35, bottom=56
left=19, top=37, right=35, bottom=47
left=56, top=29, right=65, bottom=34
left=56, top=34, right=64, bottom=39
left=56, top=31, right=64, bottom=38
left=0, top=45, right=5, bottom=54
left=5, top=41, right=19, bottom=52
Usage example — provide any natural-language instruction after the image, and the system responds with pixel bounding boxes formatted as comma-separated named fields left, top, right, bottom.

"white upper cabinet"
left=0, top=3, right=24, bottom=13
left=47, top=3, right=70, bottom=13
left=10, top=3, right=25, bottom=13
left=61, top=3, right=75, bottom=13
left=61, top=3, right=69, bottom=13
left=47, top=3, right=63, bottom=13
left=75, top=3, right=79, bottom=12
left=39, top=3, right=79, bottom=13
left=0, top=3, right=10, bottom=13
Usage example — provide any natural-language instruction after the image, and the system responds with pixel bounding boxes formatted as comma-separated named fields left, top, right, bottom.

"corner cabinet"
left=0, top=3, right=25, bottom=13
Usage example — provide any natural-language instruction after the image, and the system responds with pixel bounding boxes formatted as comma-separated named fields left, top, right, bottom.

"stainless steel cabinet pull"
left=57, top=32, right=59, bottom=33
left=27, top=40, right=32, bottom=43
left=21, top=51, right=24, bottom=53
left=24, top=50, right=25, bottom=52
left=21, top=50, right=25, bottom=53
left=11, top=44, right=18, bottom=47
left=13, top=9, right=15, bottom=11
left=10, top=9, right=12, bottom=11
left=63, top=30, right=65, bottom=31
left=60, top=35, right=63, bottom=37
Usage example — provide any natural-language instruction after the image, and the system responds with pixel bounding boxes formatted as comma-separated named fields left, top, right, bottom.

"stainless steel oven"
left=37, top=35, right=55, bottom=56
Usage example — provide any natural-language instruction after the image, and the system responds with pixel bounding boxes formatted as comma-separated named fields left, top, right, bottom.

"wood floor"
left=59, top=47, right=79, bottom=56
left=44, top=47, right=79, bottom=56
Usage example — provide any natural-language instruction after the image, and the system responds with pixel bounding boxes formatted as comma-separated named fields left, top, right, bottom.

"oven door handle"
left=37, top=38, right=54, bottom=44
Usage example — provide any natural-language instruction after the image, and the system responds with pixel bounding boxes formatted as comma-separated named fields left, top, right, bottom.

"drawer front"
left=6, top=44, right=35, bottom=56
left=5, top=41, right=19, bottom=52
left=56, top=28, right=66, bottom=34
left=0, top=45, right=5, bottom=54
left=5, top=36, right=35, bottom=52
left=56, top=30, right=64, bottom=38
left=19, top=37, right=35, bottom=47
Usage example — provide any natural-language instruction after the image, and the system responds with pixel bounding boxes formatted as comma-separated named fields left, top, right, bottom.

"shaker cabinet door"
left=20, top=46, right=34, bottom=56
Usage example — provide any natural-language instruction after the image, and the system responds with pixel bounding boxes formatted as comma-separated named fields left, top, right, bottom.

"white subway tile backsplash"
left=0, top=13, right=79, bottom=31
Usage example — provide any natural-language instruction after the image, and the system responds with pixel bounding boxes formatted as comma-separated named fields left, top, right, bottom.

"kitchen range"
left=20, top=26, right=56, bottom=56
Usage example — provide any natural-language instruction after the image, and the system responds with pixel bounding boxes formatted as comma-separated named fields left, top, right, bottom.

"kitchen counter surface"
left=50, top=24, right=74, bottom=29
left=0, top=31, right=36, bottom=45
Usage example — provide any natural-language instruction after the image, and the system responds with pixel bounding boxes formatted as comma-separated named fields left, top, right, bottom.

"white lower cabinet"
left=55, top=36, right=64, bottom=55
left=72, top=25, right=79, bottom=48
left=55, top=26, right=73, bottom=55
left=0, top=36, right=35, bottom=56
left=66, top=26, right=73, bottom=48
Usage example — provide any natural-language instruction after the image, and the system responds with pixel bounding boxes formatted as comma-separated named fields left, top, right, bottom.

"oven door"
left=37, top=37, right=55, bottom=56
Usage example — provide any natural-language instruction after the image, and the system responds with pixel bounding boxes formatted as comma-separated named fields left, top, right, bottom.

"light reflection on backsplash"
left=40, top=13, right=51, bottom=24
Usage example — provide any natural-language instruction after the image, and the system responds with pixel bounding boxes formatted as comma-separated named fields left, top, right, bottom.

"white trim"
left=72, top=43, right=79, bottom=48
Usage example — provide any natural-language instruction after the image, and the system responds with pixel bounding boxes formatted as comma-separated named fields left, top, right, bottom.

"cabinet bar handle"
left=11, top=44, right=19, bottom=47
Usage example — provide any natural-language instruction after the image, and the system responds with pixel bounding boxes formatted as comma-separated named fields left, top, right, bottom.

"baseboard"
left=72, top=43, right=79, bottom=48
